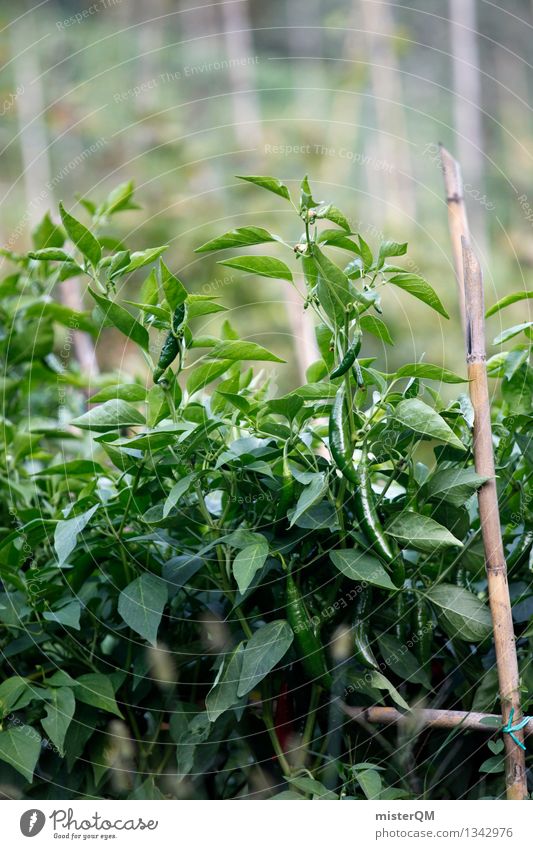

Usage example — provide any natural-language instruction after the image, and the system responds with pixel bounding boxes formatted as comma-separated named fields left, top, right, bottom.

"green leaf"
left=386, top=511, right=463, bottom=552
left=388, top=273, right=449, bottom=318
left=41, top=687, right=75, bottom=755
left=393, top=398, right=465, bottom=451
left=75, top=673, right=124, bottom=718
left=218, top=255, right=293, bottom=282
left=33, top=459, right=105, bottom=477
left=236, top=174, right=291, bottom=201
left=207, top=340, right=285, bottom=363
left=54, top=505, right=98, bottom=567
left=186, top=360, right=233, bottom=395
left=369, top=671, right=409, bottom=710
left=205, top=643, right=245, bottom=722
left=118, top=573, right=168, bottom=646
left=71, top=399, right=146, bottom=431
left=360, top=315, right=394, bottom=345
left=0, top=725, right=41, bottom=782
left=32, top=211, right=65, bottom=249
left=314, top=204, right=351, bottom=233
left=377, top=240, right=408, bottom=267
left=232, top=540, right=269, bottom=595
left=163, top=474, right=196, bottom=518
left=265, top=395, right=303, bottom=421
left=394, top=363, right=468, bottom=383
left=329, top=550, right=397, bottom=589
left=426, top=467, right=490, bottom=507
left=479, top=755, right=505, bottom=774
left=43, top=601, right=81, bottom=630
left=89, top=288, right=149, bottom=352
left=354, top=768, right=382, bottom=799
left=160, top=260, right=187, bottom=310
left=425, top=584, right=492, bottom=642
left=376, top=634, right=431, bottom=688
left=59, top=202, right=101, bottom=266
left=493, top=322, right=533, bottom=345
left=287, top=775, right=338, bottom=799
left=289, top=473, right=327, bottom=528
left=311, top=244, right=352, bottom=324
left=486, top=291, right=533, bottom=317
left=28, top=248, right=74, bottom=262
left=0, top=677, right=30, bottom=717
left=196, top=226, right=276, bottom=253
left=238, top=620, right=293, bottom=697
left=89, top=383, right=147, bottom=403
left=116, top=246, right=169, bottom=276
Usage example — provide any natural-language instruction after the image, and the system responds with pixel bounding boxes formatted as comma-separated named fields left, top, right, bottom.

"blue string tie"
left=502, top=708, right=531, bottom=751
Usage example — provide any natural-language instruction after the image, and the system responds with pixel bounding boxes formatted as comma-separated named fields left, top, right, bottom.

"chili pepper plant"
left=0, top=176, right=531, bottom=800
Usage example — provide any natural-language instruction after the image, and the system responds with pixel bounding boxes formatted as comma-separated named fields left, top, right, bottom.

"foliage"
left=0, top=177, right=531, bottom=800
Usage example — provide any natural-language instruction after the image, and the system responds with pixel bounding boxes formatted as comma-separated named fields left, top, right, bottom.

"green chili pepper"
left=353, top=587, right=378, bottom=669
left=330, top=333, right=362, bottom=380
left=329, top=383, right=358, bottom=485
left=394, top=592, right=408, bottom=644
left=354, top=445, right=394, bottom=563
left=414, top=598, right=432, bottom=666
left=276, top=442, right=294, bottom=521
left=286, top=570, right=331, bottom=688
left=153, top=303, right=187, bottom=383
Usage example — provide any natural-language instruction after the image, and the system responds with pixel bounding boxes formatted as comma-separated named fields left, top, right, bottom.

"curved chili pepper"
left=273, top=682, right=294, bottom=753
left=353, top=445, right=395, bottom=563
left=394, top=592, right=408, bottom=644
left=329, top=383, right=358, bottom=485
left=286, top=571, right=332, bottom=688
left=414, top=598, right=432, bottom=666
left=353, top=587, right=378, bottom=669
left=276, top=442, right=294, bottom=521
left=330, top=333, right=362, bottom=380
left=153, top=303, right=187, bottom=383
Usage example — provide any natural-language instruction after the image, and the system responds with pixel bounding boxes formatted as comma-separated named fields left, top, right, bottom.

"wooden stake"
left=439, top=145, right=469, bottom=333
left=462, top=238, right=527, bottom=800
left=343, top=705, right=532, bottom=737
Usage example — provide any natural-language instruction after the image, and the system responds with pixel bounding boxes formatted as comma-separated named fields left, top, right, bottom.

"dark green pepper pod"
left=353, top=587, right=379, bottom=669
left=329, top=383, right=358, bottom=485
left=330, top=332, right=362, bottom=380
left=153, top=303, right=187, bottom=383
left=286, top=570, right=332, bottom=688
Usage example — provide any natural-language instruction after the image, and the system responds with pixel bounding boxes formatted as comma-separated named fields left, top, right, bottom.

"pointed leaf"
left=218, top=255, right=293, bottom=282
left=118, top=573, right=168, bottom=646
left=238, top=620, right=293, bottom=697
left=232, top=541, right=269, bottom=595
left=393, top=398, right=465, bottom=451
left=329, top=550, right=396, bottom=589
left=205, top=643, right=245, bottom=722
left=71, top=399, right=145, bottom=431
left=0, top=725, right=41, bottom=782
left=196, top=226, right=276, bottom=253
left=54, top=505, right=98, bottom=567
left=59, top=202, right=101, bottom=266
left=236, top=175, right=291, bottom=201
left=41, top=687, right=75, bottom=755
left=89, top=289, right=149, bottom=351
left=386, top=511, right=463, bottom=553
left=388, top=273, right=449, bottom=318
left=425, top=584, right=492, bottom=642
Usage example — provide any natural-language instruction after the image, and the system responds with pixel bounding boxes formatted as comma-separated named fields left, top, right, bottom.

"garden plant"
left=0, top=176, right=531, bottom=800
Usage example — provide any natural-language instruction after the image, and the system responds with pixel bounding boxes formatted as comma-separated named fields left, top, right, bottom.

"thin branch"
left=342, top=705, right=532, bottom=737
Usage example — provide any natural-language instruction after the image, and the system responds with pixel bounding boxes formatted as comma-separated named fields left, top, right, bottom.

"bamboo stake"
left=462, top=238, right=527, bottom=800
left=343, top=705, right=533, bottom=737
left=439, top=145, right=469, bottom=333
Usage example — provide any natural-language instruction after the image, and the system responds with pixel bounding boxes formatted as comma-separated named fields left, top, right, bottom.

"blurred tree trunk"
left=448, top=0, right=486, bottom=252
left=220, top=0, right=262, bottom=148
left=359, top=0, right=416, bottom=224
left=11, top=25, right=98, bottom=379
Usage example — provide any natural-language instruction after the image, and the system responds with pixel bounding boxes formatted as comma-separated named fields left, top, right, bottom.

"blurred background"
left=1, top=0, right=531, bottom=390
